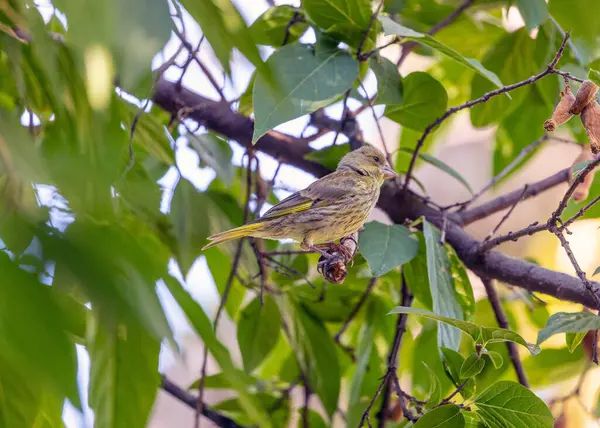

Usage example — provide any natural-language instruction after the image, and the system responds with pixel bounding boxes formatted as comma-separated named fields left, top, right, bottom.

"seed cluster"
left=544, top=79, right=600, bottom=201
left=544, top=79, right=600, bottom=154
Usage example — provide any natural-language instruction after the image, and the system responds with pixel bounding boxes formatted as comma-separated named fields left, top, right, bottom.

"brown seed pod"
left=581, top=100, right=600, bottom=154
left=570, top=145, right=596, bottom=202
left=543, top=86, right=575, bottom=131
left=569, top=79, right=599, bottom=115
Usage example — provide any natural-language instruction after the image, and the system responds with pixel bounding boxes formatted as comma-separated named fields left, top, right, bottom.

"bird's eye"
left=372, top=155, right=381, bottom=163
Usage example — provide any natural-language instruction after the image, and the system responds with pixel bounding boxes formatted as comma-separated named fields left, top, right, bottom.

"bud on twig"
left=581, top=100, right=600, bottom=154
left=569, top=80, right=599, bottom=115
left=570, top=146, right=596, bottom=202
left=543, top=85, right=575, bottom=131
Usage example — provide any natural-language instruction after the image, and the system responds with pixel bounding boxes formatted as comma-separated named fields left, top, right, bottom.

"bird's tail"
left=202, top=222, right=263, bottom=250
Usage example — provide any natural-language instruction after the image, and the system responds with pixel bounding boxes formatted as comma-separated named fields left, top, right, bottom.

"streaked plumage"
left=202, top=145, right=398, bottom=252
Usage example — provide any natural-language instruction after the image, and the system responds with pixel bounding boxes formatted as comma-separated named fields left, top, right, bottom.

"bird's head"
left=337, top=145, right=398, bottom=183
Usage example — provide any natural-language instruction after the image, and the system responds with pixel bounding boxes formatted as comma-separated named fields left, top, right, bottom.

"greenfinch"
left=202, top=145, right=398, bottom=255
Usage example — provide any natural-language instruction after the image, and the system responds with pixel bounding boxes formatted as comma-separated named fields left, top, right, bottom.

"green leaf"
left=88, top=315, right=160, bottom=428
left=388, top=307, right=540, bottom=355
left=594, top=266, right=600, bottom=277
left=187, top=133, right=234, bottom=184
left=170, top=180, right=238, bottom=275
left=385, top=71, right=448, bottom=131
left=252, top=44, right=358, bottom=143
left=448, top=247, right=475, bottom=321
left=42, top=218, right=174, bottom=349
left=302, top=0, right=372, bottom=32
left=188, top=370, right=256, bottom=390
left=549, top=0, right=600, bottom=64
left=293, top=305, right=340, bottom=418
left=164, top=276, right=270, bottom=425
left=239, top=72, right=256, bottom=116
left=460, top=354, right=485, bottom=379
left=520, top=347, right=585, bottom=388
left=370, top=57, right=403, bottom=105
left=494, top=83, right=555, bottom=179
left=204, top=247, right=247, bottom=319
left=0, top=360, right=42, bottom=428
left=589, top=69, right=600, bottom=86
left=358, top=221, right=419, bottom=276
left=483, top=350, right=503, bottom=369
left=470, top=29, right=550, bottom=127
left=537, top=311, right=600, bottom=345
left=403, top=233, right=433, bottom=309
left=0, top=253, right=79, bottom=407
left=474, top=381, right=553, bottom=428
left=179, top=0, right=265, bottom=76
left=347, top=299, right=378, bottom=427
left=237, top=295, right=282, bottom=373
left=423, top=220, right=464, bottom=351
left=572, top=160, right=593, bottom=178
left=399, top=148, right=473, bottom=194
left=297, top=409, right=328, bottom=428
left=440, top=347, right=475, bottom=399
left=53, top=0, right=173, bottom=94
left=413, top=405, right=465, bottom=428
left=249, top=6, right=308, bottom=47
left=566, top=332, right=587, bottom=352
left=379, top=16, right=502, bottom=88
left=423, top=363, right=442, bottom=407
left=515, top=0, right=548, bottom=30
left=304, top=144, right=351, bottom=170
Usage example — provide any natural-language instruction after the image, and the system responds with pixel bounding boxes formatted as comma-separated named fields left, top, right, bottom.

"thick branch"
left=151, top=77, right=600, bottom=310
left=161, top=376, right=244, bottom=428
left=379, top=184, right=600, bottom=310
left=152, top=79, right=329, bottom=177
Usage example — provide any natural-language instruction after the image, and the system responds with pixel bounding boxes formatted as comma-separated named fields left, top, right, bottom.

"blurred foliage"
left=0, top=0, right=600, bottom=427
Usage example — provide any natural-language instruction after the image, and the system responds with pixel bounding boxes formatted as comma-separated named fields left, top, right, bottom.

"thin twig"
left=481, top=278, right=529, bottom=387
left=375, top=276, right=414, bottom=427
left=333, top=0, right=384, bottom=150
left=480, top=185, right=529, bottom=249
left=334, top=278, right=377, bottom=342
left=551, top=156, right=600, bottom=223
left=454, top=136, right=548, bottom=211
left=459, top=168, right=571, bottom=226
left=403, top=32, right=571, bottom=192
left=173, top=29, right=227, bottom=100
left=358, top=81, right=391, bottom=162
left=551, top=228, right=600, bottom=310
left=559, top=194, right=600, bottom=230
left=282, top=12, right=302, bottom=46
left=480, top=222, right=547, bottom=252
left=436, top=379, right=469, bottom=407
left=195, top=153, right=254, bottom=427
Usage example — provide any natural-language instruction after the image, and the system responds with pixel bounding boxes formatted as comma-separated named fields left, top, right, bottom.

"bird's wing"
left=256, top=171, right=356, bottom=220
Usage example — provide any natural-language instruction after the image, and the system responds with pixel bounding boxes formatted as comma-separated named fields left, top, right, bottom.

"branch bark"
left=161, top=376, right=245, bottom=428
left=151, top=78, right=600, bottom=310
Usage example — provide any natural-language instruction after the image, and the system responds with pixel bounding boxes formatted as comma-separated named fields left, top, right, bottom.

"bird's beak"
left=383, top=165, right=399, bottom=180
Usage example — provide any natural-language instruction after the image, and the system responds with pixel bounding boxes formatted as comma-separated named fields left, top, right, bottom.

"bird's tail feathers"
left=202, top=222, right=263, bottom=250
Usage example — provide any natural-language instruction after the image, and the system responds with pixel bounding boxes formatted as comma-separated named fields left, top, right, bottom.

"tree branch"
left=151, top=74, right=600, bottom=311
left=402, top=32, right=571, bottom=192
left=161, top=376, right=245, bottom=428
left=480, top=278, right=529, bottom=387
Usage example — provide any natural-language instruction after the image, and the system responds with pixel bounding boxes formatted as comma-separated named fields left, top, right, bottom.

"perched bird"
left=202, top=145, right=398, bottom=256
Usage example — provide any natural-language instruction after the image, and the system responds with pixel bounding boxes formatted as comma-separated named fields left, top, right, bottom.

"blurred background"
left=7, top=0, right=600, bottom=427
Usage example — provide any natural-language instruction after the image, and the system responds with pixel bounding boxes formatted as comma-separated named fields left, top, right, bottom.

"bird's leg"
left=302, top=238, right=332, bottom=259
left=339, top=235, right=359, bottom=263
